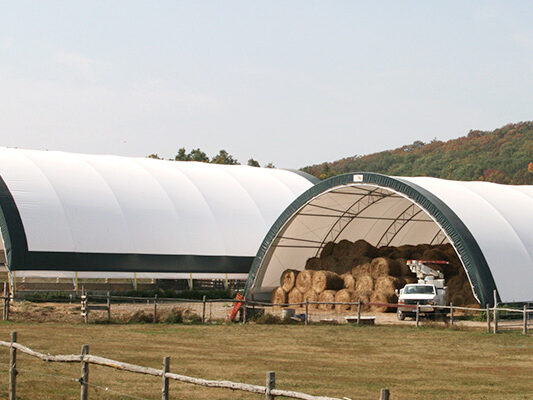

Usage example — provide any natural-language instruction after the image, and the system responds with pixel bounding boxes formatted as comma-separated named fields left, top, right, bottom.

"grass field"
left=0, top=321, right=531, bottom=400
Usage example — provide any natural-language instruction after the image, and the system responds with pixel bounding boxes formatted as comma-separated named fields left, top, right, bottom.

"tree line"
left=148, top=148, right=275, bottom=168
left=302, top=121, right=533, bottom=185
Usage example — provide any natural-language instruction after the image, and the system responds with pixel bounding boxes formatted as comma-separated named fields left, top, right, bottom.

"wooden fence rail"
left=0, top=332, right=362, bottom=400
left=3, top=288, right=531, bottom=335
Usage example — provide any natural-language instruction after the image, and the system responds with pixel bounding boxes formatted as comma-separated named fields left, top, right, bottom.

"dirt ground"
left=5, top=300, right=489, bottom=329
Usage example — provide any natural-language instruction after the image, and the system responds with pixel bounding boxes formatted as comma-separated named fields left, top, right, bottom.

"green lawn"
left=0, top=321, right=531, bottom=400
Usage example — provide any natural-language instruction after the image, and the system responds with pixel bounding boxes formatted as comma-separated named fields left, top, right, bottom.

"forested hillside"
left=302, top=122, right=533, bottom=184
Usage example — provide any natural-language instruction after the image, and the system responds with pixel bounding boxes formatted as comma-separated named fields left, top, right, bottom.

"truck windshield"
left=404, top=285, right=435, bottom=295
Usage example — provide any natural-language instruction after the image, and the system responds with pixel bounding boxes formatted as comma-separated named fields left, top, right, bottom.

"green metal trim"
left=284, top=169, right=321, bottom=184
left=245, top=172, right=498, bottom=306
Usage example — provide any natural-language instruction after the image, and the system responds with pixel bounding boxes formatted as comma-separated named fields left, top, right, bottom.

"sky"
left=1, top=1, right=532, bottom=169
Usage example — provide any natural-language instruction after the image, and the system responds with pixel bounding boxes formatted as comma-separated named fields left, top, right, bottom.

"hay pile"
left=270, top=240, right=477, bottom=313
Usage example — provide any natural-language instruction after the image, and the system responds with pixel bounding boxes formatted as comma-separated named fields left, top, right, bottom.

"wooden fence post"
left=265, top=371, right=275, bottom=400
left=9, top=331, right=17, bottom=400
left=3, top=282, right=7, bottom=321
left=162, top=356, right=170, bottom=400
left=522, top=304, right=527, bottom=335
left=486, top=304, right=491, bottom=333
left=305, top=299, right=309, bottom=326
left=202, top=295, right=206, bottom=323
left=415, top=303, right=420, bottom=327
left=379, top=388, right=390, bottom=400
left=450, top=302, right=454, bottom=326
left=357, top=300, right=361, bottom=325
left=4, top=282, right=10, bottom=321
left=106, top=291, right=111, bottom=322
left=153, top=295, right=158, bottom=323
left=492, top=289, right=498, bottom=334
left=80, top=344, right=89, bottom=400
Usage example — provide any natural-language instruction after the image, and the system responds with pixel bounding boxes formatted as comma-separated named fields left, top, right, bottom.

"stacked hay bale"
left=270, top=240, right=478, bottom=313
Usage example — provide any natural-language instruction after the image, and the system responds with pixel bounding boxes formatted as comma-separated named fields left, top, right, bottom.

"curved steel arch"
left=245, top=172, right=498, bottom=306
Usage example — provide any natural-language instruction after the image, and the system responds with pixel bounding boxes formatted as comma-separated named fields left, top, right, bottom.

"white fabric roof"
left=0, top=147, right=314, bottom=258
left=404, top=177, right=533, bottom=303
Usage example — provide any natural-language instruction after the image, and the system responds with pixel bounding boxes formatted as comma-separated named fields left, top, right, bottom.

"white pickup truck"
left=396, top=260, right=449, bottom=321
left=397, top=282, right=447, bottom=320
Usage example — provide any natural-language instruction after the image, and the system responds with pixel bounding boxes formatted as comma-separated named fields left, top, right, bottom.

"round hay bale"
left=333, top=239, right=353, bottom=258
left=462, top=280, right=473, bottom=293
left=349, top=239, right=378, bottom=258
left=302, top=289, right=318, bottom=309
left=397, top=258, right=411, bottom=276
left=375, top=276, right=405, bottom=295
left=341, top=273, right=356, bottom=290
left=318, top=290, right=337, bottom=310
left=271, top=287, right=287, bottom=305
left=353, top=256, right=371, bottom=267
left=451, top=293, right=465, bottom=306
left=305, top=257, right=322, bottom=270
left=438, top=243, right=454, bottom=252
left=402, top=275, right=418, bottom=284
left=387, top=250, right=403, bottom=259
left=446, top=275, right=464, bottom=295
left=312, top=271, right=344, bottom=293
left=280, top=269, right=299, bottom=292
left=352, top=291, right=371, bottom=311
left=287, top=287, right=303, bottom=305
left=336, top=255, right=356, bottom=274
left=370, top=291, right=398, bottom=313
left=355, top=272, right=374, bottom=293
left=352, top=262, right=370, bottom=277
left=461, top=280, right=477, bottom=304
left=370, top=257, right=401, bottom=279
left=415, top=243, right=431, bottom=253
left=396, top=245, right=415, bottom=259
left=320, top=241, right=335, bottom=258
left=335, top=289, right=355, bottom=312
left=377, top=246, right=395, bottom=257
left=295, top=270, right=315, bottom=293
left=457, top=265, right=467, bottom=279
left=320, top=255, right=339, bottom=272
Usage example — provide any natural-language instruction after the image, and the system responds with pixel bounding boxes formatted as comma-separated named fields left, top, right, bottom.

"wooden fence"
left=3, top=286, right=531, bottom=335
left=0, top=332, right=393, bottom=400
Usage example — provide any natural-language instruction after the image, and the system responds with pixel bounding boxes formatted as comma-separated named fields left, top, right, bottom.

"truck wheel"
left=397, top=310, right=406, bottom=321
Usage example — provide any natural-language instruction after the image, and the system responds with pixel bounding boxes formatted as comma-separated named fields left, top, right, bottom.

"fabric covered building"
left=246, top=172, right=533, bottom=306
left=0, top=147, right=317, bottom=280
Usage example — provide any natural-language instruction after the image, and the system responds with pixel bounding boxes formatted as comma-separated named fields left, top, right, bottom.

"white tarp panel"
left=403, top=177, right=533, bottom=303
left=0, top=147, right=313, bottom=258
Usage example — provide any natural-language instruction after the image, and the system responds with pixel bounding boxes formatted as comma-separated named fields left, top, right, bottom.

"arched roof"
left=0, top=147, right=316, bottom=274
left=246, top=173, right=533, bottom=305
